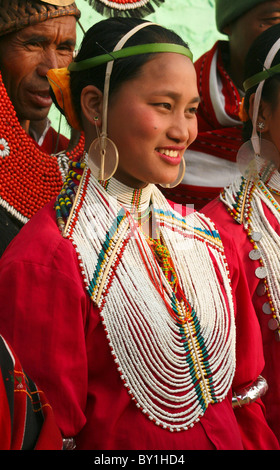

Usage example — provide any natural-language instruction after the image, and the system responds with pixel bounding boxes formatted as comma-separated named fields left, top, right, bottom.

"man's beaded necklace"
left=0, top=72, right=84, bottom=225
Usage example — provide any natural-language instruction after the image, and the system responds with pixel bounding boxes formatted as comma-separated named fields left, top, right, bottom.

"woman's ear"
left=80, top=85, right=103, bottom=127
left=248, top=93, right=270, bottom=132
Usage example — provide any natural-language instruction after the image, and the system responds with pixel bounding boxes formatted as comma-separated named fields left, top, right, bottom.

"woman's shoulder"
left=0, top=200, right=77, bottom=274
left=202, top=194, right=244, bottom=234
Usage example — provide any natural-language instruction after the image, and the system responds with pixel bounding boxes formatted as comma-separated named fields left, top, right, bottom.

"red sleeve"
left=0, top=212, right=91, bottom=439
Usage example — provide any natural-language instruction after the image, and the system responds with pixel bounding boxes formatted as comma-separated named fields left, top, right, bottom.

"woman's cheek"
left=188, top=118, right=198, bottom=147
left=135, top=109, right=162, bottom=136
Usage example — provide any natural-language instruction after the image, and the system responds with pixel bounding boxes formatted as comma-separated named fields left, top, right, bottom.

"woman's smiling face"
left=106, top=52, right=199, bottom=188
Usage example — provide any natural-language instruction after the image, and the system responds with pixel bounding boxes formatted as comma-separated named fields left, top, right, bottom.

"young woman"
left=203, top=22, right=280, bottom=445
left=0, top=17, right=277, bottom=450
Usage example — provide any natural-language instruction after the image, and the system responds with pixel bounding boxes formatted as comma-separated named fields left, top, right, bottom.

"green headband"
left=68, top=43, right=193, bottom=72
left=243, top=62, right=280, bottom=91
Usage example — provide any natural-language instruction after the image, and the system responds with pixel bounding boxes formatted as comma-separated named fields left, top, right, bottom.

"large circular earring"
left=87, top=134, right=119, bottom=181
left=236, top=138, right=279, bottom=182
left=159, top=157, right=186, bottom=189
left=87, top=116, right=118, bottom=181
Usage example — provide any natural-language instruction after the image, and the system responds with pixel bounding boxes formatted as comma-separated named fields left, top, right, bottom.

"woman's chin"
left=157, top=173, right=179, bottom=187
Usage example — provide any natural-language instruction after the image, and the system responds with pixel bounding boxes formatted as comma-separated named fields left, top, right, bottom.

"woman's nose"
left=167, top=118, right=189, bottom=144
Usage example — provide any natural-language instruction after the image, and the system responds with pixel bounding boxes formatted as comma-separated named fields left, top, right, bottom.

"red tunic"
left=0, top=201, right=245, bottom=450
left=0, top=201, right=278, bottom=450
left=203, top=196, right=280, bottom=446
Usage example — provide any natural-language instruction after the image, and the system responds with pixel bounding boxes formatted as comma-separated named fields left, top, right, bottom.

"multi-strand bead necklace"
left=55, top=156, right=236, bottom=432
left=221, top=160, right=280, bottom=341
left=0, top=71, right=84, bottom=224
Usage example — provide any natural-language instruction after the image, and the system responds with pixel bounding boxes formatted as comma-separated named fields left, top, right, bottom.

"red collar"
left=195, top=41, right=241, bottom=130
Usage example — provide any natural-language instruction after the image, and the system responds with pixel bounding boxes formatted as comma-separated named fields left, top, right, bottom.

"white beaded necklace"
left=63, top=162, right=236, bottom=432
left=99, top=176, right=153, bottom=214
left=221, top=161, right=280, bottom=340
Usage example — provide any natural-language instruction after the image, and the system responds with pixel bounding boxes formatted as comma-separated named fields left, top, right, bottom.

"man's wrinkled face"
left=0, top=16, right=76, bottom=126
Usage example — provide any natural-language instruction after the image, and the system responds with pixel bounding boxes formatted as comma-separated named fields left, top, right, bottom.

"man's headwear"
left=215, top=0, right=267, bottom=33
left=0, top=0, right=81, bottom=37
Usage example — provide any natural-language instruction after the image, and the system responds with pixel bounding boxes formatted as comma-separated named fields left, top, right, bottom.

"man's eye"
left=58, top=45, right=74, bottom=52
left=262, top=16, right=280, bottom=24
left=25, top=41, right=41, bottom=47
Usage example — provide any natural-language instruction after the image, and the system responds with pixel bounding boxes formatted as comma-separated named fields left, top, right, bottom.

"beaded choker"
left=0, top=71, right=84, bottom=225
left=263, top=164, right=280, bottom=196
left=99, top=176, right=153, bottom=214
left=56, top=158, right=236, bottom=432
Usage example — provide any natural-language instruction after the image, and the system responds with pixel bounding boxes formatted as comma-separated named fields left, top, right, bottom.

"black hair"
left=243, top=22, right=280, bottom=141
left=70, top=17, right=190, bottom=126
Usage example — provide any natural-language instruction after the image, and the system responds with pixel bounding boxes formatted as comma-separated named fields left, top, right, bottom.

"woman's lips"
left=156, top=147, right=183, bottom=166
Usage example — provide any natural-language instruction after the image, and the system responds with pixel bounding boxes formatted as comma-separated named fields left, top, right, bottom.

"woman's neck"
left=100, top=176, right=153, bottom=214
left=100, top=176, right=155, bottom=238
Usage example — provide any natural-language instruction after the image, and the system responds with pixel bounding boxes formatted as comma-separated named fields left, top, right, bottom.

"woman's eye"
left=152, top=102, right=172, bottom=110
left=187, top=107, right=198, bottom=115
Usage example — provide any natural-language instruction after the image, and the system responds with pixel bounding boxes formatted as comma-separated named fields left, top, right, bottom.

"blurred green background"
left=50, top=0, right=224, bottom=138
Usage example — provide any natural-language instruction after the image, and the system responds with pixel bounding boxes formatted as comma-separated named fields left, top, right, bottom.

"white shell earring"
left=159, top=157, right=186, bottom=189
left=88, top=115, right=119, bottom=181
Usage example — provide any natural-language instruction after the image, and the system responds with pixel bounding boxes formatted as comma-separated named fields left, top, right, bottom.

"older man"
left=0, top=0, right=84, bottom=256
left=163, top=0, right=280, bottom=210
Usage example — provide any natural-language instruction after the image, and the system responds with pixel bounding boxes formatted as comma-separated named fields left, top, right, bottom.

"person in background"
left=162, top=0, right=280, bottom=210
left=0, top=16, right=278, bottom=450
left=203, top=22, right=280, bottom=445
left=0, top=0, right=84, bottom=257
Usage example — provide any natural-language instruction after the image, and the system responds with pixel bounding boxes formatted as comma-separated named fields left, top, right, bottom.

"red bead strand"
left=0, top=71, right=84, bottom=221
